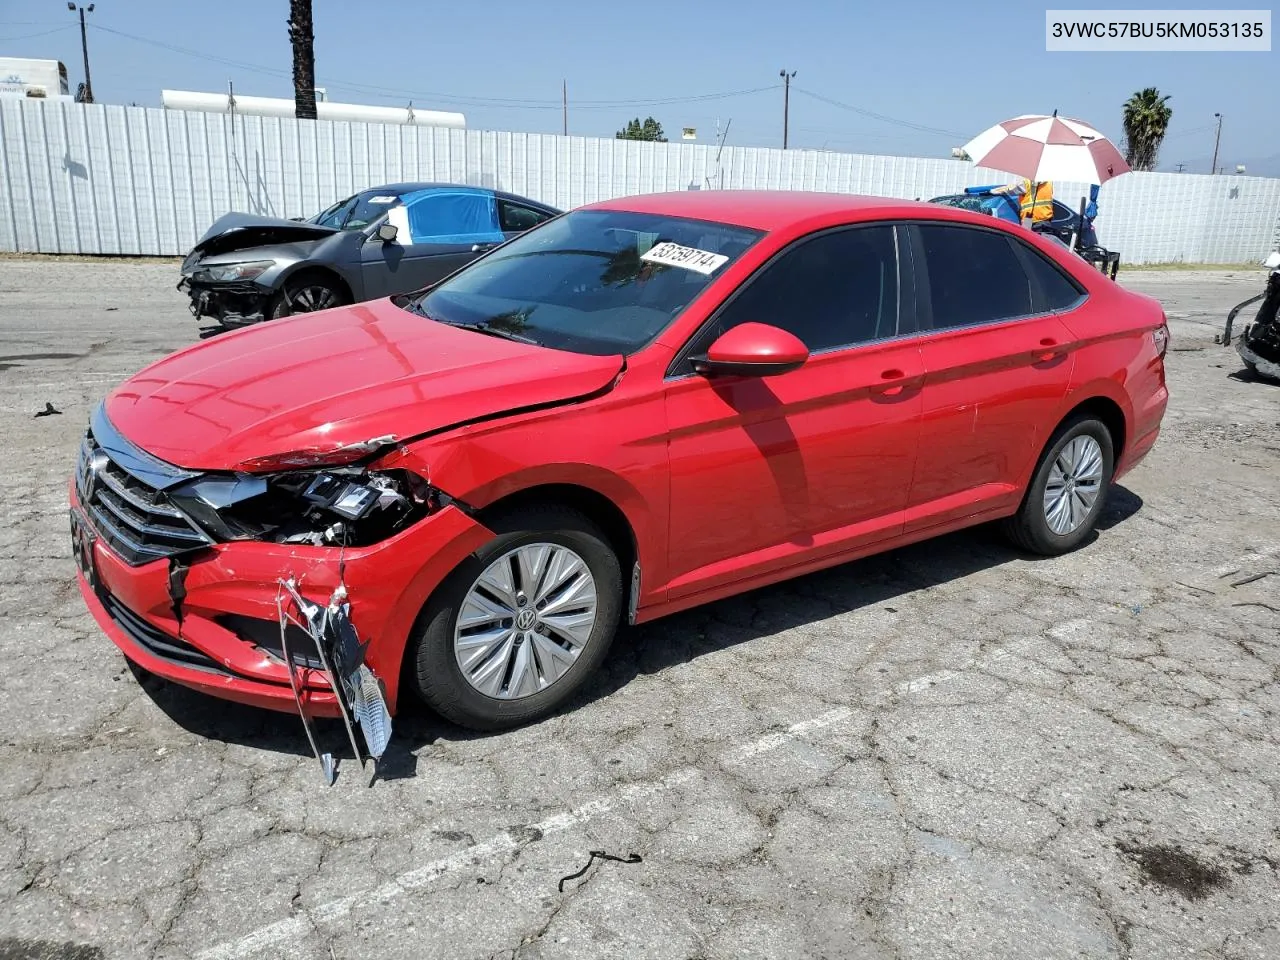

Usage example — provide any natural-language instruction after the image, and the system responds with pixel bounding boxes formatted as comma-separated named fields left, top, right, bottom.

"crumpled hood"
left=189, top=212, right=339, bottom=258
left=103, top=298, right=624, bottom=471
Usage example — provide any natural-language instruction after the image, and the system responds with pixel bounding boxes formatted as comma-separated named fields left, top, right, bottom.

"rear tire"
left=407, top=505, right=623, bottom=731
left=1002, top=414, right=1115, bottom=556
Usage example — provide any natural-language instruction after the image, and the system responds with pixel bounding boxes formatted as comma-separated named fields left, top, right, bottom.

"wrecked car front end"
left=177, top=250, right=309, bottom=327
left=178, top=261, right=278, bottom=326
left=70, top=401, right=493, bottom=781
left=177, top=213, right=342, bottom=326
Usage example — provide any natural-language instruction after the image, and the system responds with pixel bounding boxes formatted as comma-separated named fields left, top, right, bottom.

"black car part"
left=1220, top=269, right=1280, bottom=381
left=178, top=277, right=272, bottom=325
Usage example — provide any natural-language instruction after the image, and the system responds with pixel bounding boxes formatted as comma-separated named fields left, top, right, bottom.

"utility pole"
left=1210, top=113, right=1222, bottom=175
left=1175, top=162, right=1185, bottom=172
left=67, top=3, right=94, bottom=104
left=779, top=69, right=795, bottom=149
left=562, top=80, right=567, bottom=136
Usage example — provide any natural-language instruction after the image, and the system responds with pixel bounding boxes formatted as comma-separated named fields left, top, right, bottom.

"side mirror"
left=374, top=222, right=398, bottom=243
left=692, top=322, right=809, bottom=378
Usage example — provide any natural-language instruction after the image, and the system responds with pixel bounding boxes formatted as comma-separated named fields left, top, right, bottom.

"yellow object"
left=1019, top=179, right=1053, bottom=222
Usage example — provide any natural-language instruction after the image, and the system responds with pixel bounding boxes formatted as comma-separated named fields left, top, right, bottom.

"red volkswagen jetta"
left=70, top=191, right=1169, bottom=734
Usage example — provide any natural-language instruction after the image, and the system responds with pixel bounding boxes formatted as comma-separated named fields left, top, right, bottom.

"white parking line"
left=893, top=648, right=1014, bottom=696
left=194, top=706, right=855, bottom=960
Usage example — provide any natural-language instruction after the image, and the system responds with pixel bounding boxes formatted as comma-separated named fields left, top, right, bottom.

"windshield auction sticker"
left=640, top=241, right=730, bottom=275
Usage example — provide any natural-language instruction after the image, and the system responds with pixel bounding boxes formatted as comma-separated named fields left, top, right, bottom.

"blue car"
left=928, top=185, right=1100, bottom=250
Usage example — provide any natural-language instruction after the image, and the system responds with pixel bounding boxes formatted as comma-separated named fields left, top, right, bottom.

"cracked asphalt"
left=0, top=257, right=1277, bottom=960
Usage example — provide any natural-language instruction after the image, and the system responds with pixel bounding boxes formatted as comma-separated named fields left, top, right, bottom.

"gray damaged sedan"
left=178, top=182, right=561, bottom=326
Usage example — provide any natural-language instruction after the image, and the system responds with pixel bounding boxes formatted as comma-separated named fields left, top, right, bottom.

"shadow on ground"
left=130, top=485, right=1145, bottom=775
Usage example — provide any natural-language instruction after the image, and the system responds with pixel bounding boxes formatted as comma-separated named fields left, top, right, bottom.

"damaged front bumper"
left=177, top=276, right=275, bottom=327
left=275, top=577, right=393, bottom=784
left=70, top=479, right=493, bottom=779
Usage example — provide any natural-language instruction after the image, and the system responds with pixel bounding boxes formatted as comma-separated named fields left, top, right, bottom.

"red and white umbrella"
left=961, top=112, right=1130, bottom=185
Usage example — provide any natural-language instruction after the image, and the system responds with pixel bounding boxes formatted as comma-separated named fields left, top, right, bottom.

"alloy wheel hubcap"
left=454, top=543, right=598, bottom=700
left=1043, top=435, right=1104, bottom=535
left=290, top=286, right=338, bottom=312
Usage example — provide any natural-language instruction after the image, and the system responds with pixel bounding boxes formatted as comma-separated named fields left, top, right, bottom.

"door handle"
left=471, top=242, right=496, bottom=253
left=1035, top=338, right=1061, bottom=362
left=876, top=368, right=907, bottom=396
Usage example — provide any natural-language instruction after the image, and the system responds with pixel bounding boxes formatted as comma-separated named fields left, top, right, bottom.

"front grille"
left=75, top=406, right=213, bottom=566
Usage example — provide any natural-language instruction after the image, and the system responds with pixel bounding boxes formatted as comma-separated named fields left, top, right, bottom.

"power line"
left=88, top=23, right=779, bottom=112
left=0, top=24, right=76, bottom=42
left=791, top=87, right=970, bottom=138
left=790, top=126, right=953, bottom=145
left=575, top=86, right=781, bottom=108
left=1159, top=124, right=1217, bottom=142
left=89, top=24, right=292, bottom=80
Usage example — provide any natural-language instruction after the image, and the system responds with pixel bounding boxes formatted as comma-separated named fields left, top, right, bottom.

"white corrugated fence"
left=2, top=98, right=1279, bottom=264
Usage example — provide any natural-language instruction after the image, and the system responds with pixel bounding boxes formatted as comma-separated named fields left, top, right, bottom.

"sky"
left=2, top=0, right=1277, bottom=175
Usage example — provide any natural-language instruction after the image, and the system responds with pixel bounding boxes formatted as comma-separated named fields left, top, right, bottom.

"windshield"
left=403, top=209, right=764, bottom=355
left=930, top=195, right=986, bottom=212
left=308, top=191, right=404, bottom=230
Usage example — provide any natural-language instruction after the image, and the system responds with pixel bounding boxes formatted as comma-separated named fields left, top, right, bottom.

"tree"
left=1121, top=87, right=1172, bottom=171
left=287, top=0, right=317, bottom=120
left=616, top=117, right=667, bottom=142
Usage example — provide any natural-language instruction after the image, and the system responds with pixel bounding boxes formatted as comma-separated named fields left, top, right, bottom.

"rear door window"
left=913, top=223, right=1034, bottom=330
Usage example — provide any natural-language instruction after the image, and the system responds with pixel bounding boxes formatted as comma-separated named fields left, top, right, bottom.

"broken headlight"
left=192, top=260, right=275, bottom=283
left=166, top=467, right=439, bottom=547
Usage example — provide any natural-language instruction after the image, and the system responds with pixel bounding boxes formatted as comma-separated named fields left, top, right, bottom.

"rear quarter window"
left=1011, top=239, right=1088, bottom=312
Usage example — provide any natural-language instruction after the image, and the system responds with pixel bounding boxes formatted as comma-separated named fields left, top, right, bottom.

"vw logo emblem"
left=81, top=450, right=109, bottom=502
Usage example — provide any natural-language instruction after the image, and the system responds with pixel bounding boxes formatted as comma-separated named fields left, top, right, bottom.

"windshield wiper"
left=401, top=298, right=539, bottom=345
left=443, top=321, right=539, bottom=345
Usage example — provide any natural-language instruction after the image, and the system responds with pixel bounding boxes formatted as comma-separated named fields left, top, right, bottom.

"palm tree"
left=1121, top=88, right=1172, bottom=171
left=287, top=0, right=317, bottom=120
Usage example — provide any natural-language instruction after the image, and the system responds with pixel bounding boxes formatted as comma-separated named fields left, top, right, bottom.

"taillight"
left=1153, top=323, right=1169, bottom=359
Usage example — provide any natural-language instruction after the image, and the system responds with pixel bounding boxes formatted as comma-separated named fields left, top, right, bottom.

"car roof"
left=362, top=182, right=559, bottom=211
left=582, top=190, right=987, bottom=232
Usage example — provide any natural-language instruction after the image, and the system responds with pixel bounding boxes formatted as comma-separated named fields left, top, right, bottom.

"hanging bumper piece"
left=276, top=577, right=394, bottom=786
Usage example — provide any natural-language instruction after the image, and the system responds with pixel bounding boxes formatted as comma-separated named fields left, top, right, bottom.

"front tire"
left=407, top=505, right=623, bottom=731
left=268, top=276, right=347, bottom=320
left=1002, top=414, right=1115, bottom=556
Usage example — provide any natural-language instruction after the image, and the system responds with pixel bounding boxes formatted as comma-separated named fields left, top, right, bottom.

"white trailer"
left=0, top=58, right=70, bottom=99
left=160, top=89, right=465, bottom=129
